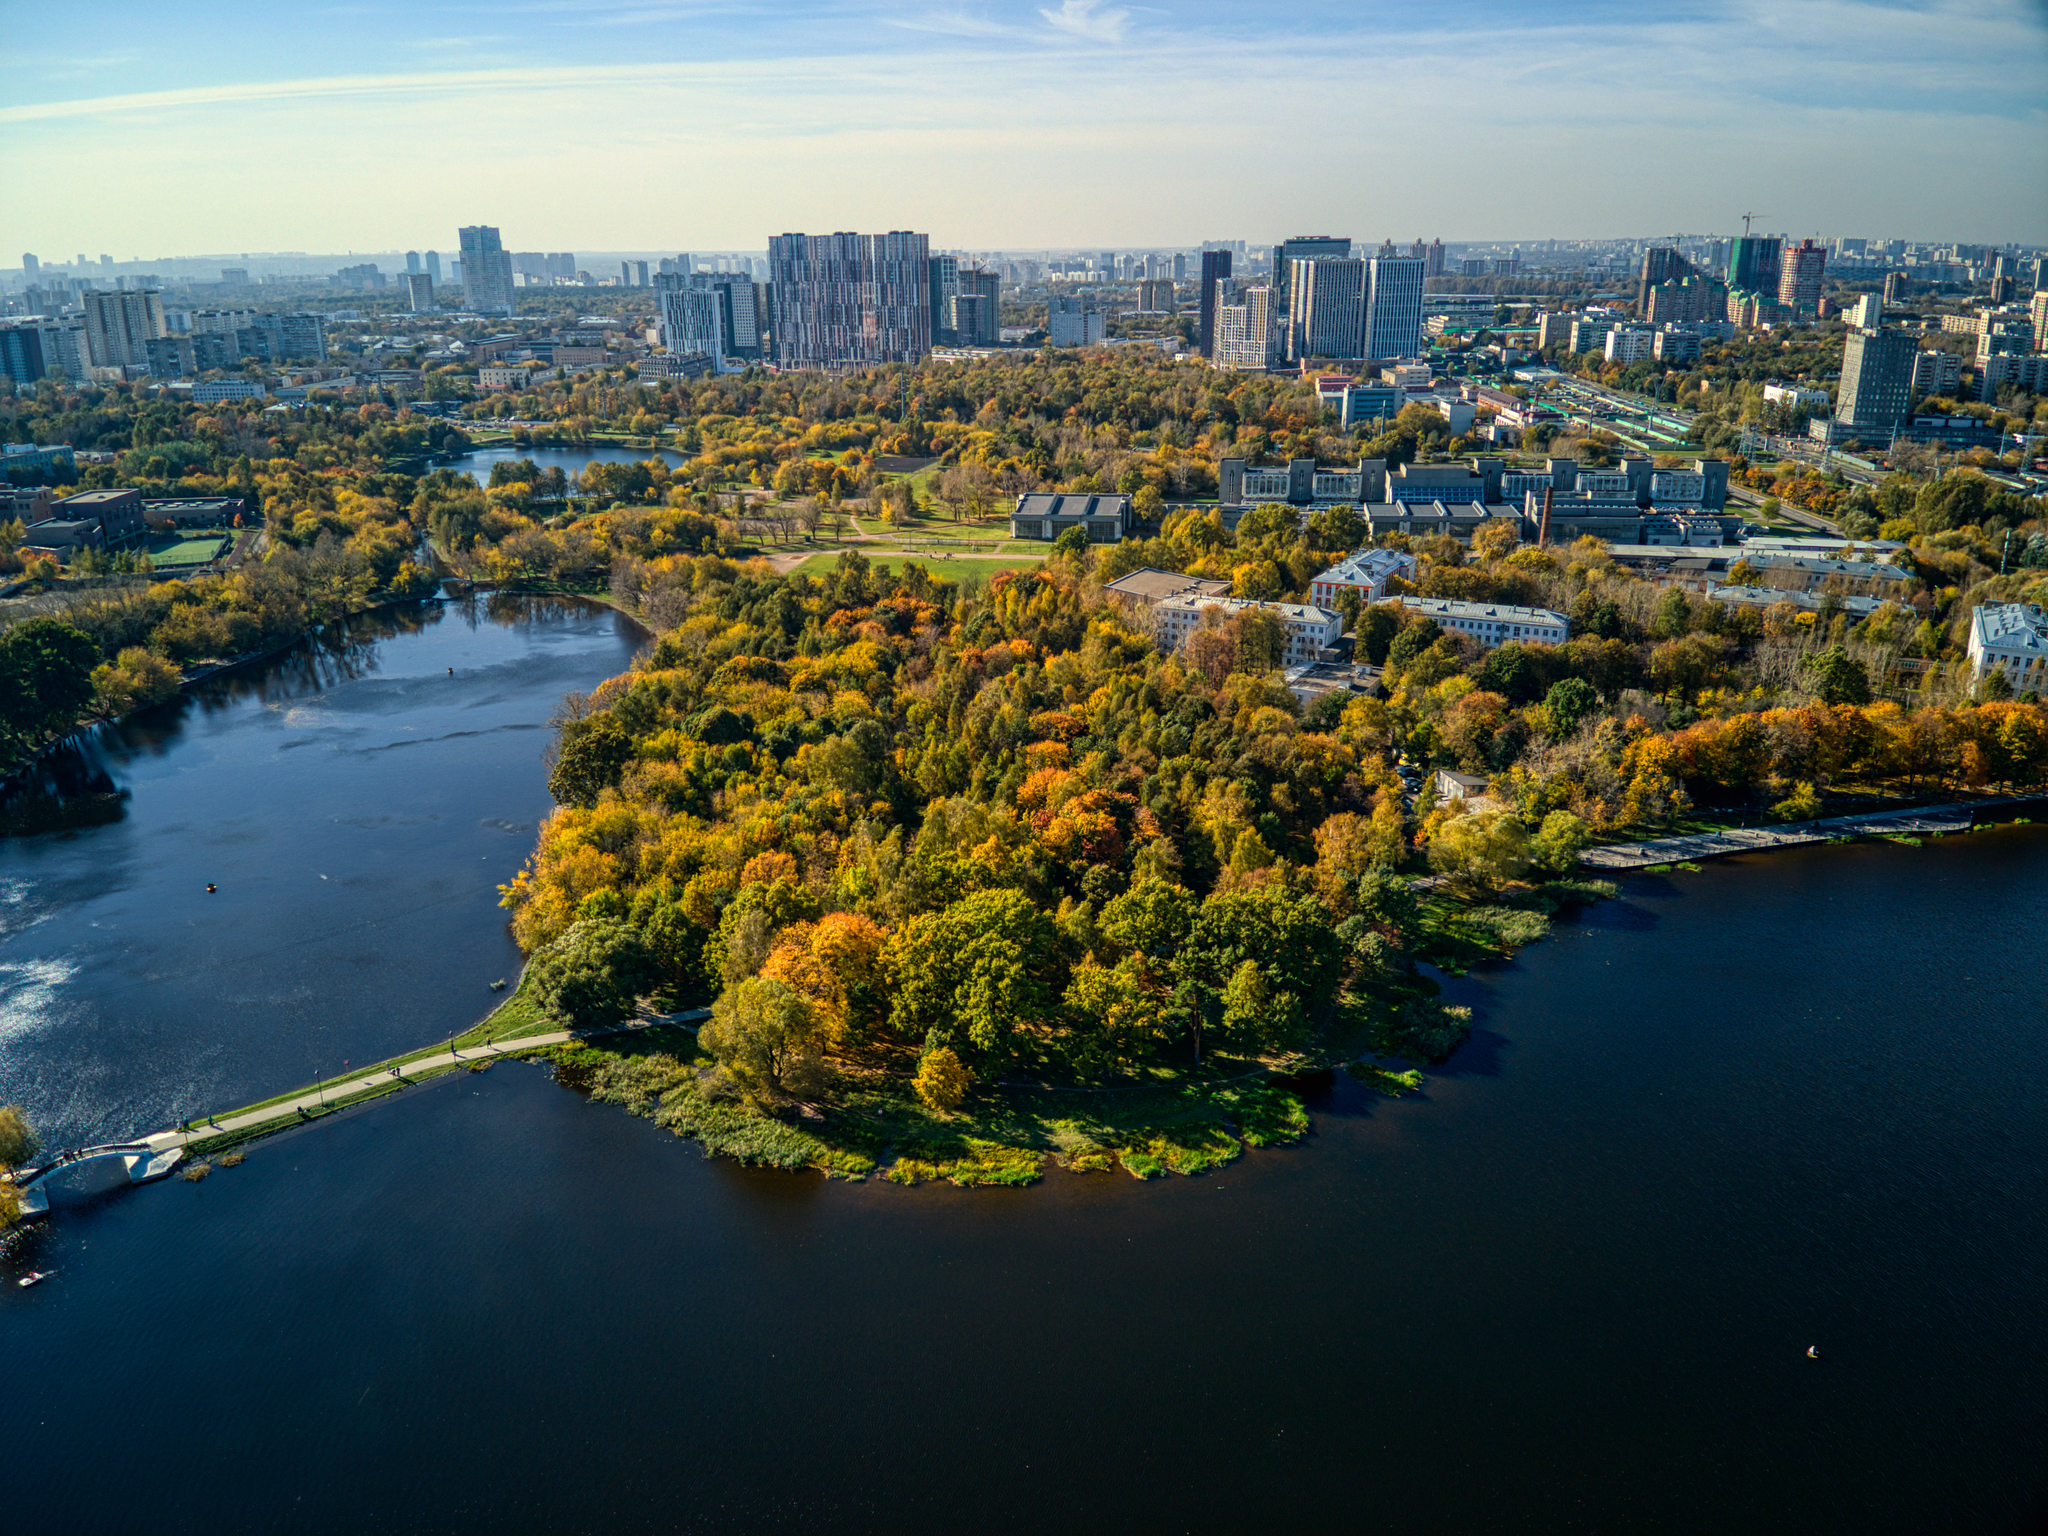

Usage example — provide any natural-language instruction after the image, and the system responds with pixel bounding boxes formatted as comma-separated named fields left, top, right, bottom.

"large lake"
left=1, top=600, right=2042, bottom=1534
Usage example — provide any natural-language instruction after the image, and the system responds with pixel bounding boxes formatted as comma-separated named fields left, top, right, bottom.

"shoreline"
left=1581, top=793, right=2045, bottom=869
left=12, top=815, right=2045, bottom=1217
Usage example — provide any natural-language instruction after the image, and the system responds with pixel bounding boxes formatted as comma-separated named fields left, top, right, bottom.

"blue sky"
left=5, top=0, right=2045, bottom=254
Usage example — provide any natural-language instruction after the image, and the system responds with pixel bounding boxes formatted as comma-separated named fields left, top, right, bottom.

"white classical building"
left=1392, top=596, right=1568, bottom=649
left=1153, top=594, right=1342, bottom=666
left=1309, top=548, right=1419, bottom=608
left=1966, top=603, right=2048, bottom=690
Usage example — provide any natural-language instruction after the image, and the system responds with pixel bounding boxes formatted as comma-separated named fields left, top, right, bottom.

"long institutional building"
left=1213, top=451, right=1736, bottom=547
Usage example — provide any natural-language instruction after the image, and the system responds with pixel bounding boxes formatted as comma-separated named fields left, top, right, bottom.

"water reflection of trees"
left=1, top=595, right=616, bottom=838
left=0, top=734, right=129, bottom=836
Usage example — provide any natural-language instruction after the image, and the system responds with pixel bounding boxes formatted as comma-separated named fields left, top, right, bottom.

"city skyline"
left=6, top=0, right=2046, bottom=252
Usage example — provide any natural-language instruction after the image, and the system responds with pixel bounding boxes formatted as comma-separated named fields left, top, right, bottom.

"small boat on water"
left=18, top=1271, right=51, bottom=1288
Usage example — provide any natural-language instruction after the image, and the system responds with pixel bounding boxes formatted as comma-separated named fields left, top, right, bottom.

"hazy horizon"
left=7, top=0, right=2047, bottom=253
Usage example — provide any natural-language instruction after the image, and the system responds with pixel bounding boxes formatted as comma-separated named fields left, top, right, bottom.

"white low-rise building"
left=1392, top=596, right=1568, bottom=648
left=1762, top=382, right=1830, bottom=409
left=1153, top=594, right=1342, bottom=666
left=174, top=379, right=268, bottom=402
left=1309, top=548, right=1418, bottom=608
left=1967, top=603, right=2048, bottom=690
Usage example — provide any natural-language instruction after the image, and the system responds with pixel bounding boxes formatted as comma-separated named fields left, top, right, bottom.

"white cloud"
left=882, top=9, right=1017, bottom=36
left=1037, top=0, right=1130, bottom=42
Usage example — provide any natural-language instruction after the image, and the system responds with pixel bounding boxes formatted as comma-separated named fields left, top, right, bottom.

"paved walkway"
left=139, top=1010, right=709, bottom=1156
left=1580, top=799, right=2006, bottom=871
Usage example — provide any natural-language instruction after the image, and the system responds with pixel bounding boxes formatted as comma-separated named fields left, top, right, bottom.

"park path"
left=140, top=1010, right=708, bottom=1157
left=1579, top=797, right=2032, bottom=870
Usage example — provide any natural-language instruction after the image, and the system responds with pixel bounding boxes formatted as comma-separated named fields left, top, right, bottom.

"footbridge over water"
left=5, top=1142, right=186, bottom=1220
left=5, top=1004, right=713, bottom=1224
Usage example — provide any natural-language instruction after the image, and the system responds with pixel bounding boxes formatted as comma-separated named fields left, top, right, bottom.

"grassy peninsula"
left=495, top=544, right=1616, bottom=1184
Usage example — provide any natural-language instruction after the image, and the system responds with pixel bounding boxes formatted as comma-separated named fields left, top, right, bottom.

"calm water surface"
left=455, top=444, right=684, bottom=487
left=0, top=595, right=644, bottom=1145
left=1, top=607, right=2042, bottom=1534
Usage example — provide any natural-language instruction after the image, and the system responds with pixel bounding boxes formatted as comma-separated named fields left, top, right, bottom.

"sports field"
left=147, top=534, right=231, bottom=568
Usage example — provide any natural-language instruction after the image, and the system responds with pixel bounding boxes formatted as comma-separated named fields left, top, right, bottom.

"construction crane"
left=1740, top=212, right=1768, bottom=237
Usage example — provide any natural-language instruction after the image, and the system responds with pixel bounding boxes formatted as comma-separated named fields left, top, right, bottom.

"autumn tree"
left=528, top=918, right=657, bottom=1029
left=549, top=713, right=634, bottom=807
left=913, top=1046, right=970, bottom=1114
left=1427, top=810, right=1531, bottom=896
left=702, top=977, right=827, bottom=1103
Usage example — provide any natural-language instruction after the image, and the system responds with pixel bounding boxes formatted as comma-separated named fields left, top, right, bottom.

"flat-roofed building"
left=1966, top=602, right=2048, bottom=689
left=1708, top=586, right=1895, bottom=620
left=1104, top=567, right=1233, bottom=606
left=1313, top=377, right=1403, bottom=430
left=54, top=487, right=147, bottom=546
left=1009, top=491, right=1132, bottom=543
left=1391, top=596, right=1567, bottom=648
left=1837, top=328, right=1917, bottom=435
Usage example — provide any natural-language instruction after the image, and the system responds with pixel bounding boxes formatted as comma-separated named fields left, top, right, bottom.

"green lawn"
left=788, top=552, right=1044, bottom=585
left=147, top=534, right=231, bottom=569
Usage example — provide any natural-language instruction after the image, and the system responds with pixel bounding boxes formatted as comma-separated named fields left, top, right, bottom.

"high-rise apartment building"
left=279, top=313, right=328, bottom=361
left=1271, top=236, right=1350, bottom=313
left=1911, top=348, right=1961, bottom=398
left=37, top=322, right=87, bottom=382
left=81, top=288, right=166, bottom=370
left=21, top=253, right=38, bottom=280
left=1637, top=247, right=1691, bottom=311
left=405, top=273, right=435, bottom=312
left=406, top=251, right=422, bottom=274
left=1362, top=256, right=1426, bottom=360
left=1882, top=270, right=1904, bottom=305
left=659, top=285, right=727, bottom=371
left=458, top=226, right=515, bottom=315
left=1213, top=282, right=1278, bottom=371
left=1726, top=235, right=1783, bottom=295
left=0, top=324, right=46, bottom=385
left=767, top=231, right=930, bottom=368
left=1777, top=240, right=1827, bottom=313
left=2029, top=289, right=2048, bottom=354
left=1287, top=258, right=1365, bottom=361
left=622, top=260, right=649, bottom=288
left=1198, top=249, right=1232, bottom=358
left=1836, top=328, right=1917, bottom=435
left=928, top=255, right=959, bottom=343
left=1849, top=293, right=1883, bottom=329
left=1644, top=279, right=1718, bottom=326
left=1135, top=279, right=1175, bottom=313
left=692, top=272, right=761, bottom=358
left=951, top=294, right=991, bottom=348
left=1047, top=295, right=1104, bottom=348
left=957, top=266, right=1001, bottom=346
left=424, top=251, right=442, bottom=284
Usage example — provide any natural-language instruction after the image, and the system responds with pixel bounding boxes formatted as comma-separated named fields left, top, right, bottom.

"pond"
left=451, top=444, right=686, bottom=488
